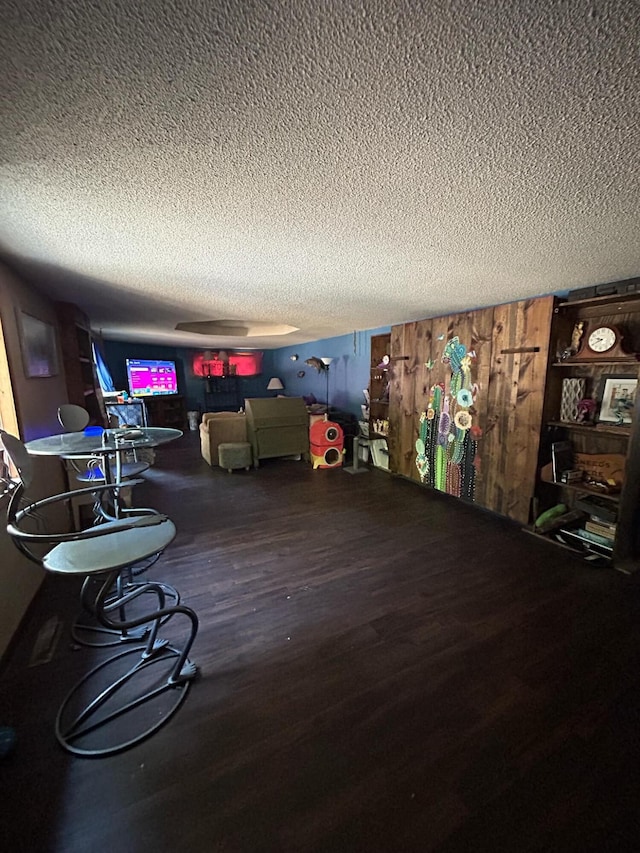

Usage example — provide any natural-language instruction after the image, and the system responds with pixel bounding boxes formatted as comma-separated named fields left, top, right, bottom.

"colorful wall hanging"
left=415, top=336, right=481, bottom=500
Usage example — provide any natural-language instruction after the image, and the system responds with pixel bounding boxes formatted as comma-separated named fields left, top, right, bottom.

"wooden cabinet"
left=204, top=376, right=241, bottom=412
left=387, top=297, right=554, bottom=525
left=368, top=333, right=391, bottom=469
left=144, top=395, right=187, bottom=429
left=369, top=333, right=391, bottom=434
left=530, top=291, right=640, bottom=572
left=55, top=302, right=105, bottom=426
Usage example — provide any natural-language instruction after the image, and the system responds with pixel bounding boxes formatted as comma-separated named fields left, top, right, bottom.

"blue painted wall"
left=268, top=327, right=391, bottom=419
left=102, top=327, right=389, bottom=419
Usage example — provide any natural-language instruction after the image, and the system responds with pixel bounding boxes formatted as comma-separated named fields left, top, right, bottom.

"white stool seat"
left=44, top=517, right=176, bottom=575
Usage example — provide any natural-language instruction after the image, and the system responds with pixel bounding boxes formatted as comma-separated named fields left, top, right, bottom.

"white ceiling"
left=1, top=0, right=639, bottom=349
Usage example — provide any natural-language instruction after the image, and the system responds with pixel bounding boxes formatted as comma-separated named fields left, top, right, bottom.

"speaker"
left=310, top=420, right=344, bottom=469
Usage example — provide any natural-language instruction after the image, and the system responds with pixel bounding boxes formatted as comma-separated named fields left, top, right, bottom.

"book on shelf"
left=576, top=527, right=614, bottom=549
left=585, top=519, right=616, bottom=540
left=557, top=527, right=613, bottom=556
left=551, top=441, right=573, bottom=483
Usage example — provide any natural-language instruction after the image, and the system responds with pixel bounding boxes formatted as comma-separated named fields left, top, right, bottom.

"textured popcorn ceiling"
left=1, top=0, right=639, bottom=348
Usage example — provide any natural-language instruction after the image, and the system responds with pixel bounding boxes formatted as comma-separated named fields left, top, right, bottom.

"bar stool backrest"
left=57, top=404, right=90, bottom=432
left=0, top=429, right=33, bottom=489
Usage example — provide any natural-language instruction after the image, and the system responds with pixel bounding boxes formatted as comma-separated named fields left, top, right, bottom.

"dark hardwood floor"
left=2, top=432, right=640, bottom=852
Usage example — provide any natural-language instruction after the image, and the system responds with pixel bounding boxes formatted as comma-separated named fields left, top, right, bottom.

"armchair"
left=200, top=411, right=247, bottom=466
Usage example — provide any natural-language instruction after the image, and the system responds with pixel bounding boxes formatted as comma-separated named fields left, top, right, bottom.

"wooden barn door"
left=478, top=296, right=554, bottom=524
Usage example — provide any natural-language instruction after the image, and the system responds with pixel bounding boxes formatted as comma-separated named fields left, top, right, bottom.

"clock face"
left=587, top=326, right=617, bottom=353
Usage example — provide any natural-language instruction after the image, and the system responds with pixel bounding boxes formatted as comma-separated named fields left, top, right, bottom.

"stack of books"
left=556, top=513, right=617, bottom=559
left=584, top=517, right=617, bottom=544
left=557, top=526, right=613, bottom=558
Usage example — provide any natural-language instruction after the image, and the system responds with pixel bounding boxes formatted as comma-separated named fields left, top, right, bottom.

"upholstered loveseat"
left=200, top=411, right=247, bottom=467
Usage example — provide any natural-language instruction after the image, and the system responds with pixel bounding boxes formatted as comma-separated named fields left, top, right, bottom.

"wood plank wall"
left=410, top=319, right=433, bottom=482
left=389, top=322, right=418, bottom=478
left=481, top=297, right=554, bottom=523
left=388, top=323, right=408, bottom=475
left=387, top=295, right=554, bottom=525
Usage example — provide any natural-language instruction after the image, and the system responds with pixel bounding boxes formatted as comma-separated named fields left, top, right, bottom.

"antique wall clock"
left=571, top=323, right=633, bottom=361
left=587, top=326, right=618, bottom=353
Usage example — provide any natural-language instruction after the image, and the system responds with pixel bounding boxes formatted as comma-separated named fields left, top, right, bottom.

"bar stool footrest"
left=55, top=644, right=197, bottom=757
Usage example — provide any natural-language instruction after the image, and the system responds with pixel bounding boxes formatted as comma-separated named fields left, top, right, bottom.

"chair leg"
left=73, top=562, right=181, bottom=648
left=71, top=499, right=81, bottom=532
left=56, top=569, right=199, bottom=757
left=96, top=575, right=199, bottom=685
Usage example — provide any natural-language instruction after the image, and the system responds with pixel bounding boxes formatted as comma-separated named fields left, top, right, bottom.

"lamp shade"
left=320, top=357, right=333, bottom=366
left=267, top=377, right=284, bottom=391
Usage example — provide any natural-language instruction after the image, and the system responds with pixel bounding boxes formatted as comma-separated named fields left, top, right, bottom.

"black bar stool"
left=1, top=429, right=198, bottom=757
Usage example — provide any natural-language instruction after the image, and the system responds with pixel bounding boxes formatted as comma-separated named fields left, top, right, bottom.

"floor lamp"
left=320, top=358, right=332, bottom=413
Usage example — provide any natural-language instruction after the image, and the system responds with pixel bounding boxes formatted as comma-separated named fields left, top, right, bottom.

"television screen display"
left=126, top=359, right=178, bottom=397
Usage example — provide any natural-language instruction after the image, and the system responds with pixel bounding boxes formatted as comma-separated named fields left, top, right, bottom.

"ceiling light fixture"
left=175, top=320, right=298, bottom=337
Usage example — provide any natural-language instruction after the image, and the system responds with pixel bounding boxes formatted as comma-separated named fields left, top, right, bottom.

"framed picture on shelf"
left=597, top=375, right=638, bottom=425
left=17, top=312, right=59, bottom=378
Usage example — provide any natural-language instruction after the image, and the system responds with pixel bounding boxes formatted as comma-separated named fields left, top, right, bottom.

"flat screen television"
left=126, top=359, right=178, bottom=397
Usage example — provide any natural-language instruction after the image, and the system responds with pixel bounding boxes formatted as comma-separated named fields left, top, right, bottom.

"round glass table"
left=26, top=427, right=183, bottom=520
left=25, top=427, right=183, bottom=457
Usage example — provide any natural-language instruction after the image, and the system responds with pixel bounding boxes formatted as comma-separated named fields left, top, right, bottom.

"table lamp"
left=267, top=377, right=284, bottom=396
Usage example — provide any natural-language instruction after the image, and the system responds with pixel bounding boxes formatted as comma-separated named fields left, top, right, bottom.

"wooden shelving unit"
left=539, top=464, right=620, bottom=503
left=533, top=287, right=640, bottom=571
left=204, top=375, right=241, bottom=412
left=55, top=302, right=105, bottom=426
left=546, top=421, right=631, bottom=437
left=144, top=395, right=187, bottom=429
left=368, top=333, right=391, bottom=468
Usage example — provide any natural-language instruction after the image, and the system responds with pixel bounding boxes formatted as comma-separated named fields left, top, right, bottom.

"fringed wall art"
left=415, top=336, right=482, bottom=500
